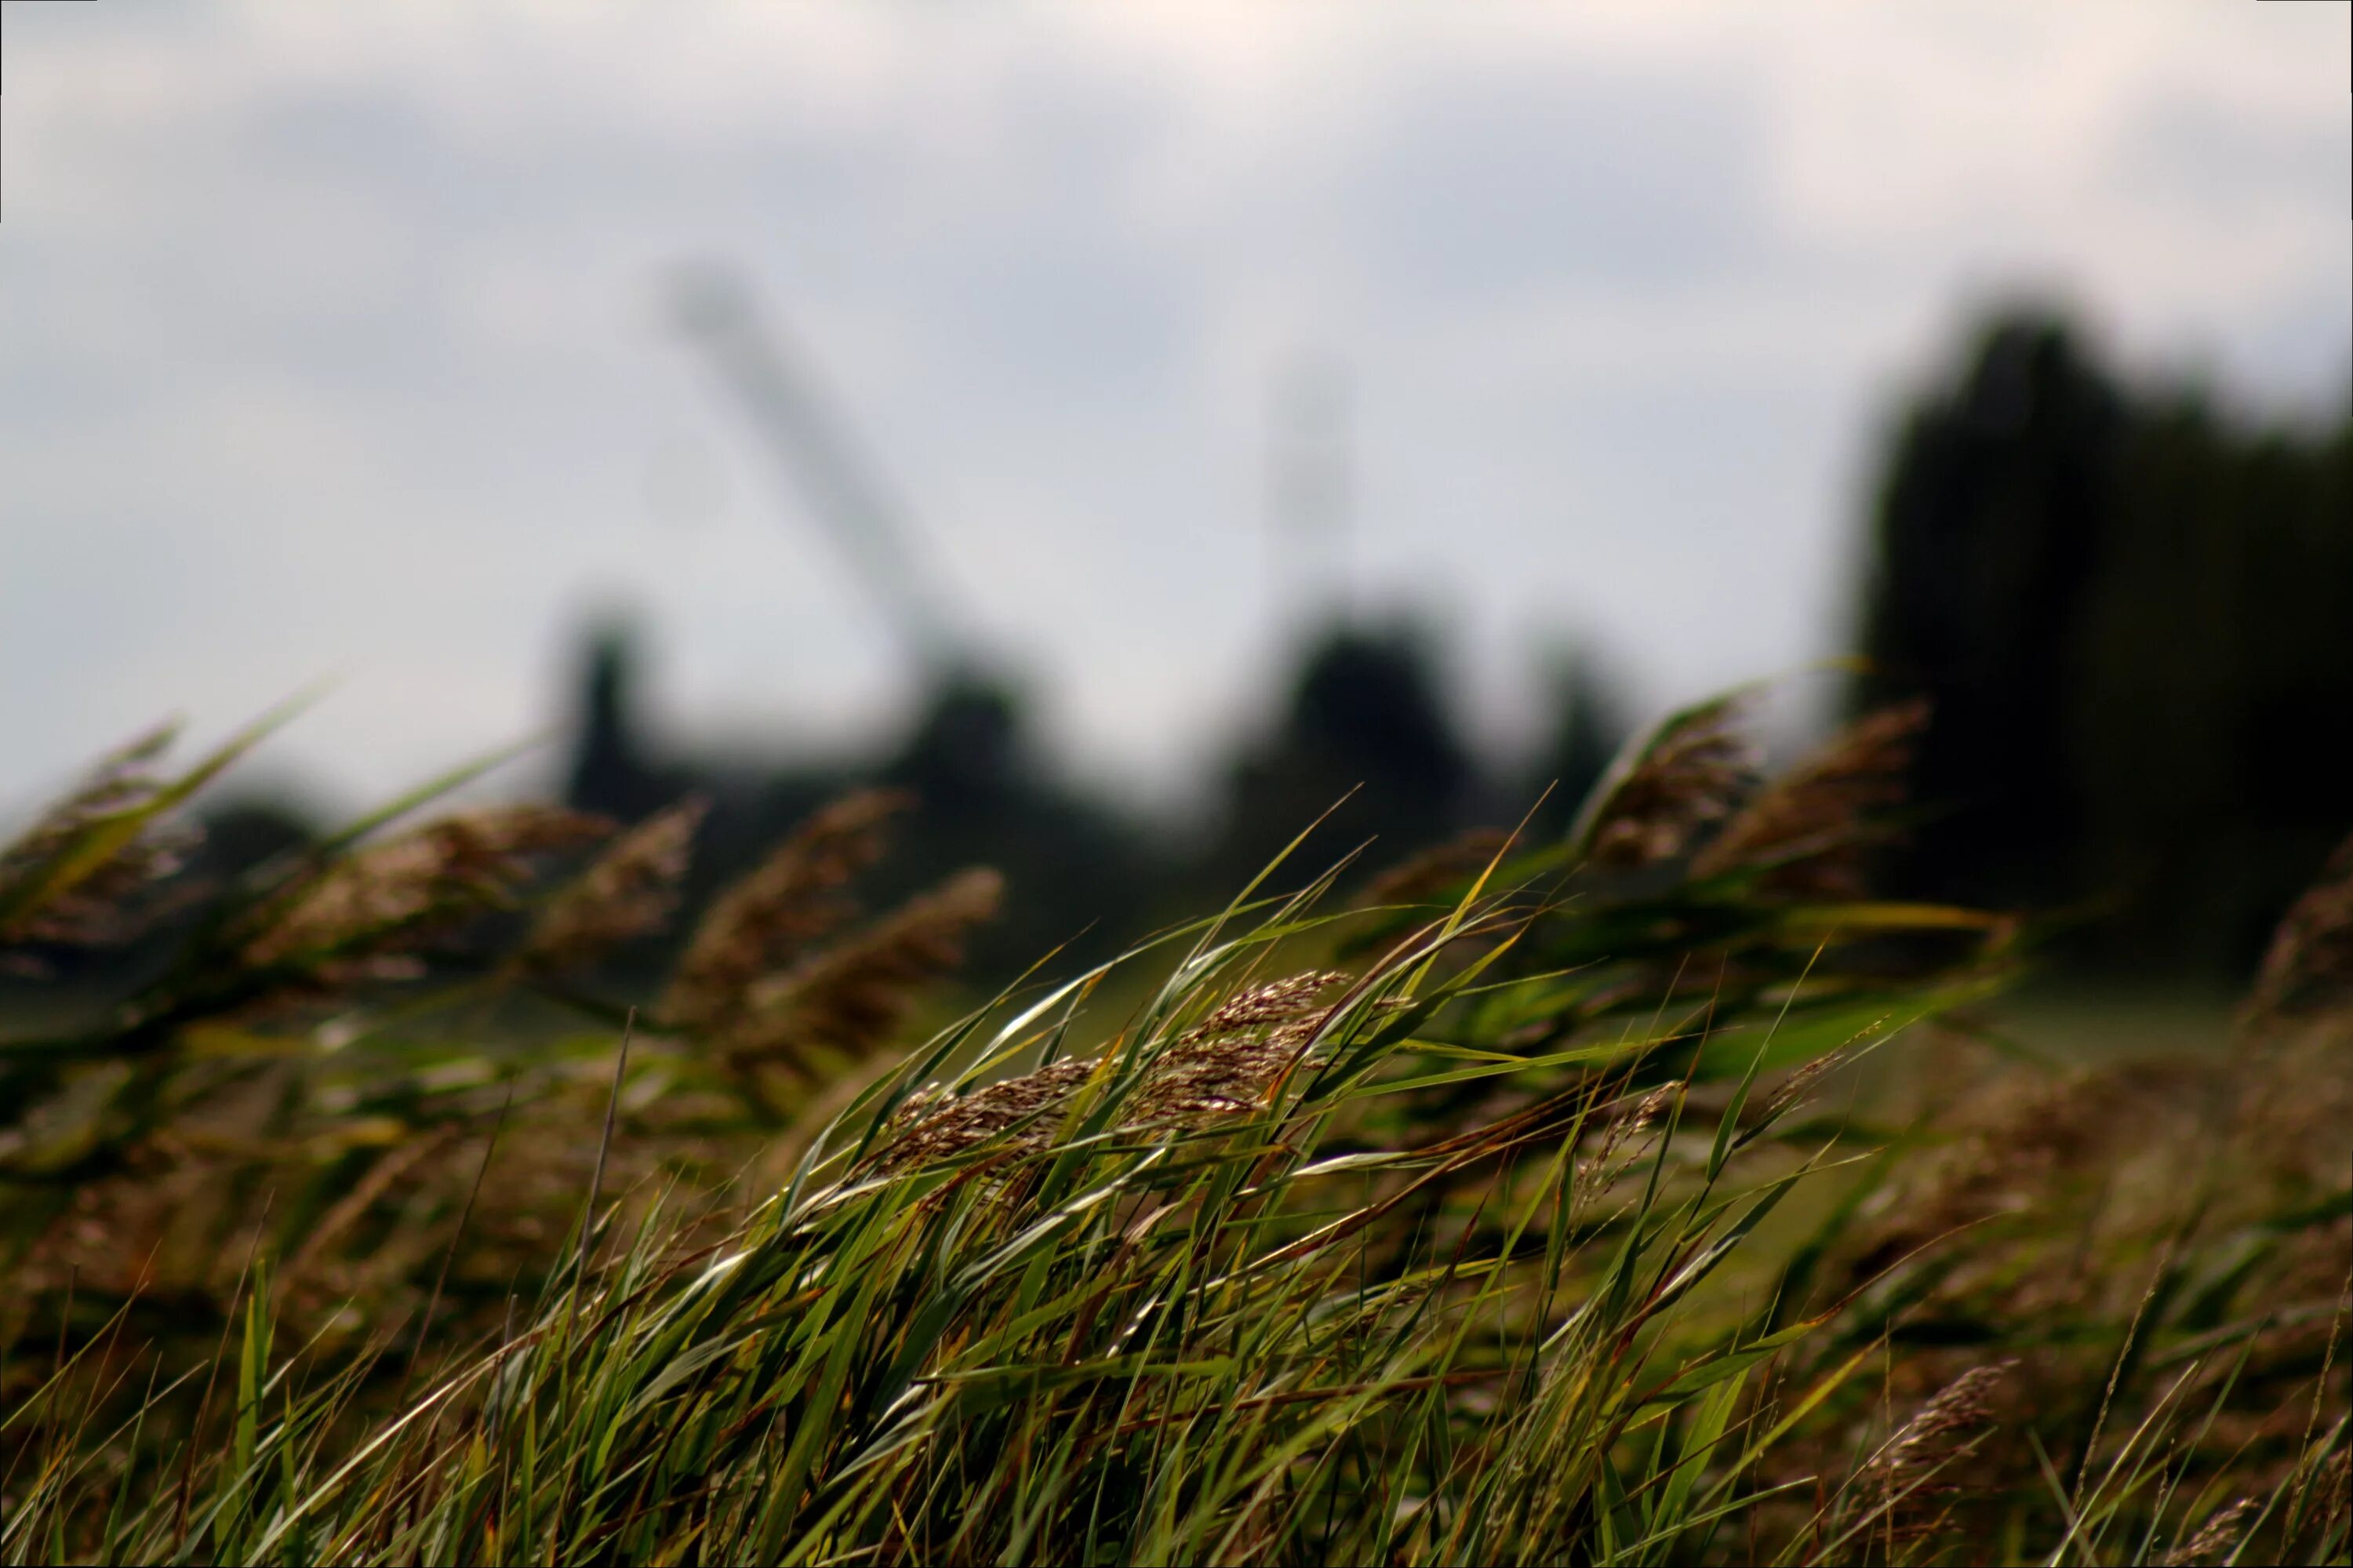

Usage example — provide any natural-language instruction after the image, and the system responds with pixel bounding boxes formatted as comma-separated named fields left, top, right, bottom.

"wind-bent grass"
left=10, top=879, right=2341, bottom=1565
left=2, top=696, right=2345, bottom=1564
left=1, top=872, right=1868, bottom=1563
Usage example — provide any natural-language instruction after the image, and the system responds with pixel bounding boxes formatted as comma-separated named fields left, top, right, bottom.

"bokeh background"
left=4, top=0, right=2348, bottom=995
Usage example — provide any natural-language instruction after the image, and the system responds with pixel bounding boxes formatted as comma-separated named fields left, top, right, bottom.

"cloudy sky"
left=3, top=1, right=2347, bottom=818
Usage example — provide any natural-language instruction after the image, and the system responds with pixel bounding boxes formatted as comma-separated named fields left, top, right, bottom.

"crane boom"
left=671, top=264, right=969, bottom=679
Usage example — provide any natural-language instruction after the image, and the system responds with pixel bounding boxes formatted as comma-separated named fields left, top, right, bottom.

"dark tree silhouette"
left=1853, top=307, right=2353, bottom=973
left=1208, top=617, right=1479, bottom=893
left=1522, top=646, right=1630, bottom=837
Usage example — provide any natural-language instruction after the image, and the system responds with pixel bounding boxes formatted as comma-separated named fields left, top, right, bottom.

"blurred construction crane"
left=669, top=262, right=975, bottom=684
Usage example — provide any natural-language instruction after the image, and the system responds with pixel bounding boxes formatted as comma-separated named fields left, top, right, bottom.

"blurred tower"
left=661, top=261, right=1160, bottom=969
left=668, top=261, right=1045, bottom=819
left=1267, top=351, right=1355, bottom=624
left=1209, top=617, right=1478, bottom=892
left=565, top=617, right=673, bottom=824
left=1210, top=353, right=1488, bottom=887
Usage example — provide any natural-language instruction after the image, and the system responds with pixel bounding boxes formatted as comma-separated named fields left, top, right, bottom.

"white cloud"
left=1, top=0, right=2344, bottom=819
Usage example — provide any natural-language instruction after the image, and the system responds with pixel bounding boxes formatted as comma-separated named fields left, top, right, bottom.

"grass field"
left=2, top=695, right=2345, bottom=1565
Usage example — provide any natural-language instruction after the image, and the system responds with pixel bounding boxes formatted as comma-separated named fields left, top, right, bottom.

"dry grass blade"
left=241, top=806, right=612, bottom=976
left=1572, top=694, right=1759, bottom=871
left=519, top=795, right=709, bottom=976
left=724, top=866, right=1002, bottom=1066
left=2245, top=828, right=2353, bottom=1026
left=1692, top=697, right=1929, bottom=898
left=660, top=788, right=911, bottom=1032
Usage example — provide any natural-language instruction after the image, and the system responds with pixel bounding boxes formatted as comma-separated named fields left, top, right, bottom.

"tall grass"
left=2, top=696, right=2345, bottom=1564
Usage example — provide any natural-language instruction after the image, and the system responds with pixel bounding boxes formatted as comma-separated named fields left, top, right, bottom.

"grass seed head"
left=872, top=970, right=1351, bottom=1173
left=1758, top=1047, right=1849, bottom=1126
left=1136, top=970, right=1351, bottom=1119
left=1859, top=1359, right=2015, bottom=1543
left=2166, top=1495, right=2257, bottom=1566
left=1358, top=829, right=1511, bottom=908
left=0, top=720, right=197, bottom=947
left=1577, top=1082, right=1678, bottom=1191
left=871, top=1054, right=1100, bottom=1172
left=724, top=866, right=1003, bottom=1067
left=2244, top=828, right=2353, bottom=1026
left=520, top=794, right=708, bottom=975
left=1876, top=1360, right=2012, bottom=1472
left=662, top=788, right=910, bottom=1033
left=242, top=805, right=612, bottom=977
left=1577, top=696, right=1761, bottom=871
left=1692, top=697, right=1929, bottom=899
left=1187, top=970, right=1351, bottom=1036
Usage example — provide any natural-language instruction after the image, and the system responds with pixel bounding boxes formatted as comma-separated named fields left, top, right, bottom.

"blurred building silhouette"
left=555, top=608, right=1641, bottom=980
left=867, top=667, right=1162, bottom=969
left=568, top=618, right=695, bottom=824
left=1853, top=308, right=2353, bottom=975
left=559, top=617, right=1158, bottom=976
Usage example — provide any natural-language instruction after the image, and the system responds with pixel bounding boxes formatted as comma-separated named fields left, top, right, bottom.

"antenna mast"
left=1267, top=350, right=1354, bottom=623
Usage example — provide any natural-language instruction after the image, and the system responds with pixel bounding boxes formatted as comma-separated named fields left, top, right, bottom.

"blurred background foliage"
left=33, top=302, right=2328, bottom=1002
left=1855, top=309, right=2353, bottom=976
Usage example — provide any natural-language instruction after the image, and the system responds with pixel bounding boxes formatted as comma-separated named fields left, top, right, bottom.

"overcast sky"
left=3, top=1, right=2347, bottom=819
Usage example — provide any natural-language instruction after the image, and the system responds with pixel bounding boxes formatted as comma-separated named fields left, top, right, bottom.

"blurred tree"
left=1853, top=307, right=2353, bottom=975
left=874, top=670, right=1159, bottom=973
left=1208, top=617, right=1478, bottom=893
left=1522, top=645, right=1631, bottom=837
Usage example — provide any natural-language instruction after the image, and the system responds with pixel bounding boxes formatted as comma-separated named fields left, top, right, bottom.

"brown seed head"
left=662, top=788, right=910, bottom=1033
left=871, top=970, right=1360, bottom=1172
left=1575, top=696, right=1760, bottom=871
left=2166, top=1496, right=2257, bottom=1566
left=242, top=806, right=612, bottom=976
left=1133, top=970, right=1352, bottom=1121
left=520, top=795, right=708, bottom=975
left=0, top=722, right=197, bottom=946
left=2245, top=829, right=2353, bottom=1027
left=1577, top=1082, right=1680, bottom=1189
left=1358, top=829, right=1511, bottom=909
left=1692, top=697, right=1929, bottom=899
left=869, top=1054, right=1100, bottom=1173
left=1189, top=970, right=1351, bottom=1036
left=1865, top=1360, right=2013, bottom=1488
left=1757, top=1048, right=1849, bottom=1126
left=723, top=866, right=1002, bottom=1066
